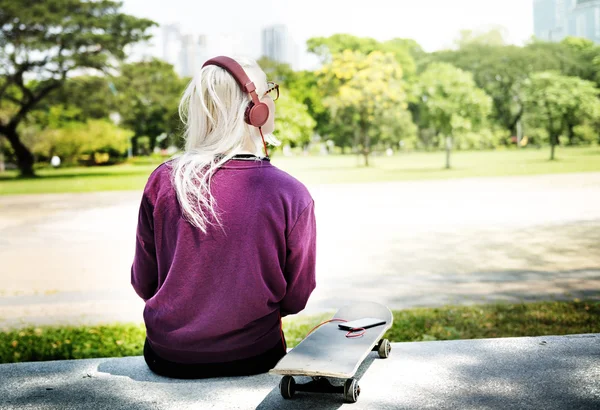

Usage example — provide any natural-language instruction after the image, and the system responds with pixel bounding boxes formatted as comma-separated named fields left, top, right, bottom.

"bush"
left=31, top=120, right=133, bottom=165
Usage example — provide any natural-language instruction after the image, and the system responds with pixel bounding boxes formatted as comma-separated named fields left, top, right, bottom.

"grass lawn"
left=1, top=146, right=599, bottom=195
left=1, top=301, right=598, bottom=364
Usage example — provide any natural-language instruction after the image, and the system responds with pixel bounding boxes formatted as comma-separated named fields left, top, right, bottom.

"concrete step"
left=0, top=334, right=598, bottom=409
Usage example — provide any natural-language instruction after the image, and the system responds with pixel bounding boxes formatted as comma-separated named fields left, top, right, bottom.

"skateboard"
left=270, top=301, right=393, bottom=403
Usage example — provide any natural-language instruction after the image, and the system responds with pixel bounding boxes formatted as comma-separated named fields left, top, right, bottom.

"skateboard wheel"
left=280, top=376, right=295, bottom=399
left=344, top=378, right=360, bottom=403
left=378, top=339, right=391, bottom=358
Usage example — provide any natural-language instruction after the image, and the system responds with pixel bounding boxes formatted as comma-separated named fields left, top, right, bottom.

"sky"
left=122, top=0, right=535, bottom=69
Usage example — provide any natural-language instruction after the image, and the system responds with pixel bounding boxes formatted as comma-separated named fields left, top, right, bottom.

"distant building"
left=128, top=24, right=302, bottom=75
left=162, top=24, right=182, bottom=73
left=262, top=25, right=297, bottom=68
left=180, top=34, right=210, bottom=78
left=534, top=0, right=600, bottom=43
left=571, top=0, right=600, bottom=41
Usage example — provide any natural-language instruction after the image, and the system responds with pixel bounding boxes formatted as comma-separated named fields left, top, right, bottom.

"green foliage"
left=307, top=34, right=417, bottom=78
left=523, top=71, right=600, bottom=159
left=287, top=70, right=330, bottom=138
left=0, top=0, right=156, bottom=176
left=257, top=57, right=296, bottom=87
left=28, top=120, right=133, bottom=164
left=35, top=76, right=117, bottom=124
left=273, top=94, right=316, bottom=146
left=433, top=45, right=538, bottom=136
left=414, top=62, right=492, bottom=156
left=454, top=27, right=508, bottom=48
left=113, top=59, right=184, bottom=153
left=2, top=301, right=598, bottom=363
left=573, top=124, right=599, bottom=145
left=318, top=50, right=414, bottom=164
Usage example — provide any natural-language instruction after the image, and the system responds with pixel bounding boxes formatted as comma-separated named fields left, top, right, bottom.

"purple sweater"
left=131, top=159, right=316, bottom=363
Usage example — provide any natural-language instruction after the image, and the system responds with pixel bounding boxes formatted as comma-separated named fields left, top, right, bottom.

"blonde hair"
left=171, top=57, right=280, bottom=232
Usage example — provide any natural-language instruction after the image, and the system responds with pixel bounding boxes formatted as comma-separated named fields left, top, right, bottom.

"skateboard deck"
left=271, top=301, right=393, bottom=379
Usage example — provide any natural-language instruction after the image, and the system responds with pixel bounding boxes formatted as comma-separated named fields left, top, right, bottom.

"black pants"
left=143, top=338, right=287, bottom=379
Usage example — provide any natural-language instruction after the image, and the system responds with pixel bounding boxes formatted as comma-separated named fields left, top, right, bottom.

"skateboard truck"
left=280, top=375, right=360, bottom=403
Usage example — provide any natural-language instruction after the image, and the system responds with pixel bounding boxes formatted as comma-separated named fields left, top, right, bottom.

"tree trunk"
left=516, top=119, right=523, bottom=148
left=549, top=133, right=560, bottom=160
left=131, top=136, right=139, bottom=157
left=4, top=128, right=35, bottom=177
left=567, top=125, right=575, bottom=146
left=445, top=136, right=452, bottom=169
left=363, top=127, right=370, bottom=167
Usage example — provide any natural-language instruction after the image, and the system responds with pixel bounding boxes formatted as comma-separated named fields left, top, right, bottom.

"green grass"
left=0, top=164, right=158, bottom=195
left=1, top=301, right=598, bottom=364
left=1, top=147, right=599, bottom=195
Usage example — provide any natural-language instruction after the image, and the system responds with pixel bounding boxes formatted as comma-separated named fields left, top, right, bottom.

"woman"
left=131, top=56, right=316, bottom=379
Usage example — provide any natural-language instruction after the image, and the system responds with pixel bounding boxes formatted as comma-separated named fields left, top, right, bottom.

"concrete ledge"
left=1, top=334, right=598, bottom=409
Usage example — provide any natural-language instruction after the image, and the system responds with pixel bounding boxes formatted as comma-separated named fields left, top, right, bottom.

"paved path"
left=1, top=334, right=598, bottom=409
left=1, top=173, right=599, bottom=328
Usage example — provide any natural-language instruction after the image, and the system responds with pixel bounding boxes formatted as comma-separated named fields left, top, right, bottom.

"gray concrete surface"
left=1, top=172, right=600, bottom=328
left=0, top=334, right=598, bottom=409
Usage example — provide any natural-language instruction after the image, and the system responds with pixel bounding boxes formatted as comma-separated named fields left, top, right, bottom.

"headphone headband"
left=202, top=56, right=261, bottom=107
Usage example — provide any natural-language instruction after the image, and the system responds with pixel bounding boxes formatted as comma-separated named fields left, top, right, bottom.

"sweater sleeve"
left=131, top=194, right=158, bottom=301
left=281, top=200, right=317, bottom=317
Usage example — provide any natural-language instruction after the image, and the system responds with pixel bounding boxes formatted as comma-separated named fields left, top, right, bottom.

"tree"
left=454, top=27, right=508, bottom=48
left=30, top=119, right=132, bottom=164
left=415, top=63, right=492, bottom=168
left=318, top=50, right=414, bottom=165
left=0, top=0, right=155, bottom=176
left=256, top=57, right=296, bottom=86
left=307, top=34, right=416, bottom=78
left=433, top=44, right=563, bottom=139
left=272, top=94, right=316, bottom=148
left=522, top=72, right=600, bottom=160
left=112, top=59, right=184, bottom=153
left=307, top=34, right=380, bottom=62
left=287, top=70, right=330, bottom=143
left=36, top=76, right=116, bottom=124
left=526, top=38, right=598, bottom=82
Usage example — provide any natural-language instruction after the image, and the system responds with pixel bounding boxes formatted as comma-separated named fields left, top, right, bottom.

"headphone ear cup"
left=245, top=102, right=269, bottom=127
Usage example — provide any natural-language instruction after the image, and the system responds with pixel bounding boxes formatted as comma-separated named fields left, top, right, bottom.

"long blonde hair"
left=171, top=57, right=280, bottom=232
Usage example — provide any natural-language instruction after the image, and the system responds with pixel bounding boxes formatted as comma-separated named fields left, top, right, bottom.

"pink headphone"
left=202, top=56, right=270, bottom=128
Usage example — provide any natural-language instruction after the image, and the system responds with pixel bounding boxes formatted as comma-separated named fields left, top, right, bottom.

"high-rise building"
left=179, top=34, right=210, bottom=78
left=534, top=0, right=600, bottom=42
left=571, top=0, right=600, bottom=40
left=262, top=25, right=297, bottom=67
left=162, top=24, right=182, bottom=73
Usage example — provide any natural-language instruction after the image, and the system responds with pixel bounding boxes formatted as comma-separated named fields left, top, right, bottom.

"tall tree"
left=112, top=59, right=183, bottom=153
left=432, top=44, right=565, bottom=138
left=318, top=50, right=413, bottom=165
left=0, top=0, right=155, bottom=176
left=415, top=63, right=492, bottom=168
left=523, top=72, right=600, bottom=160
